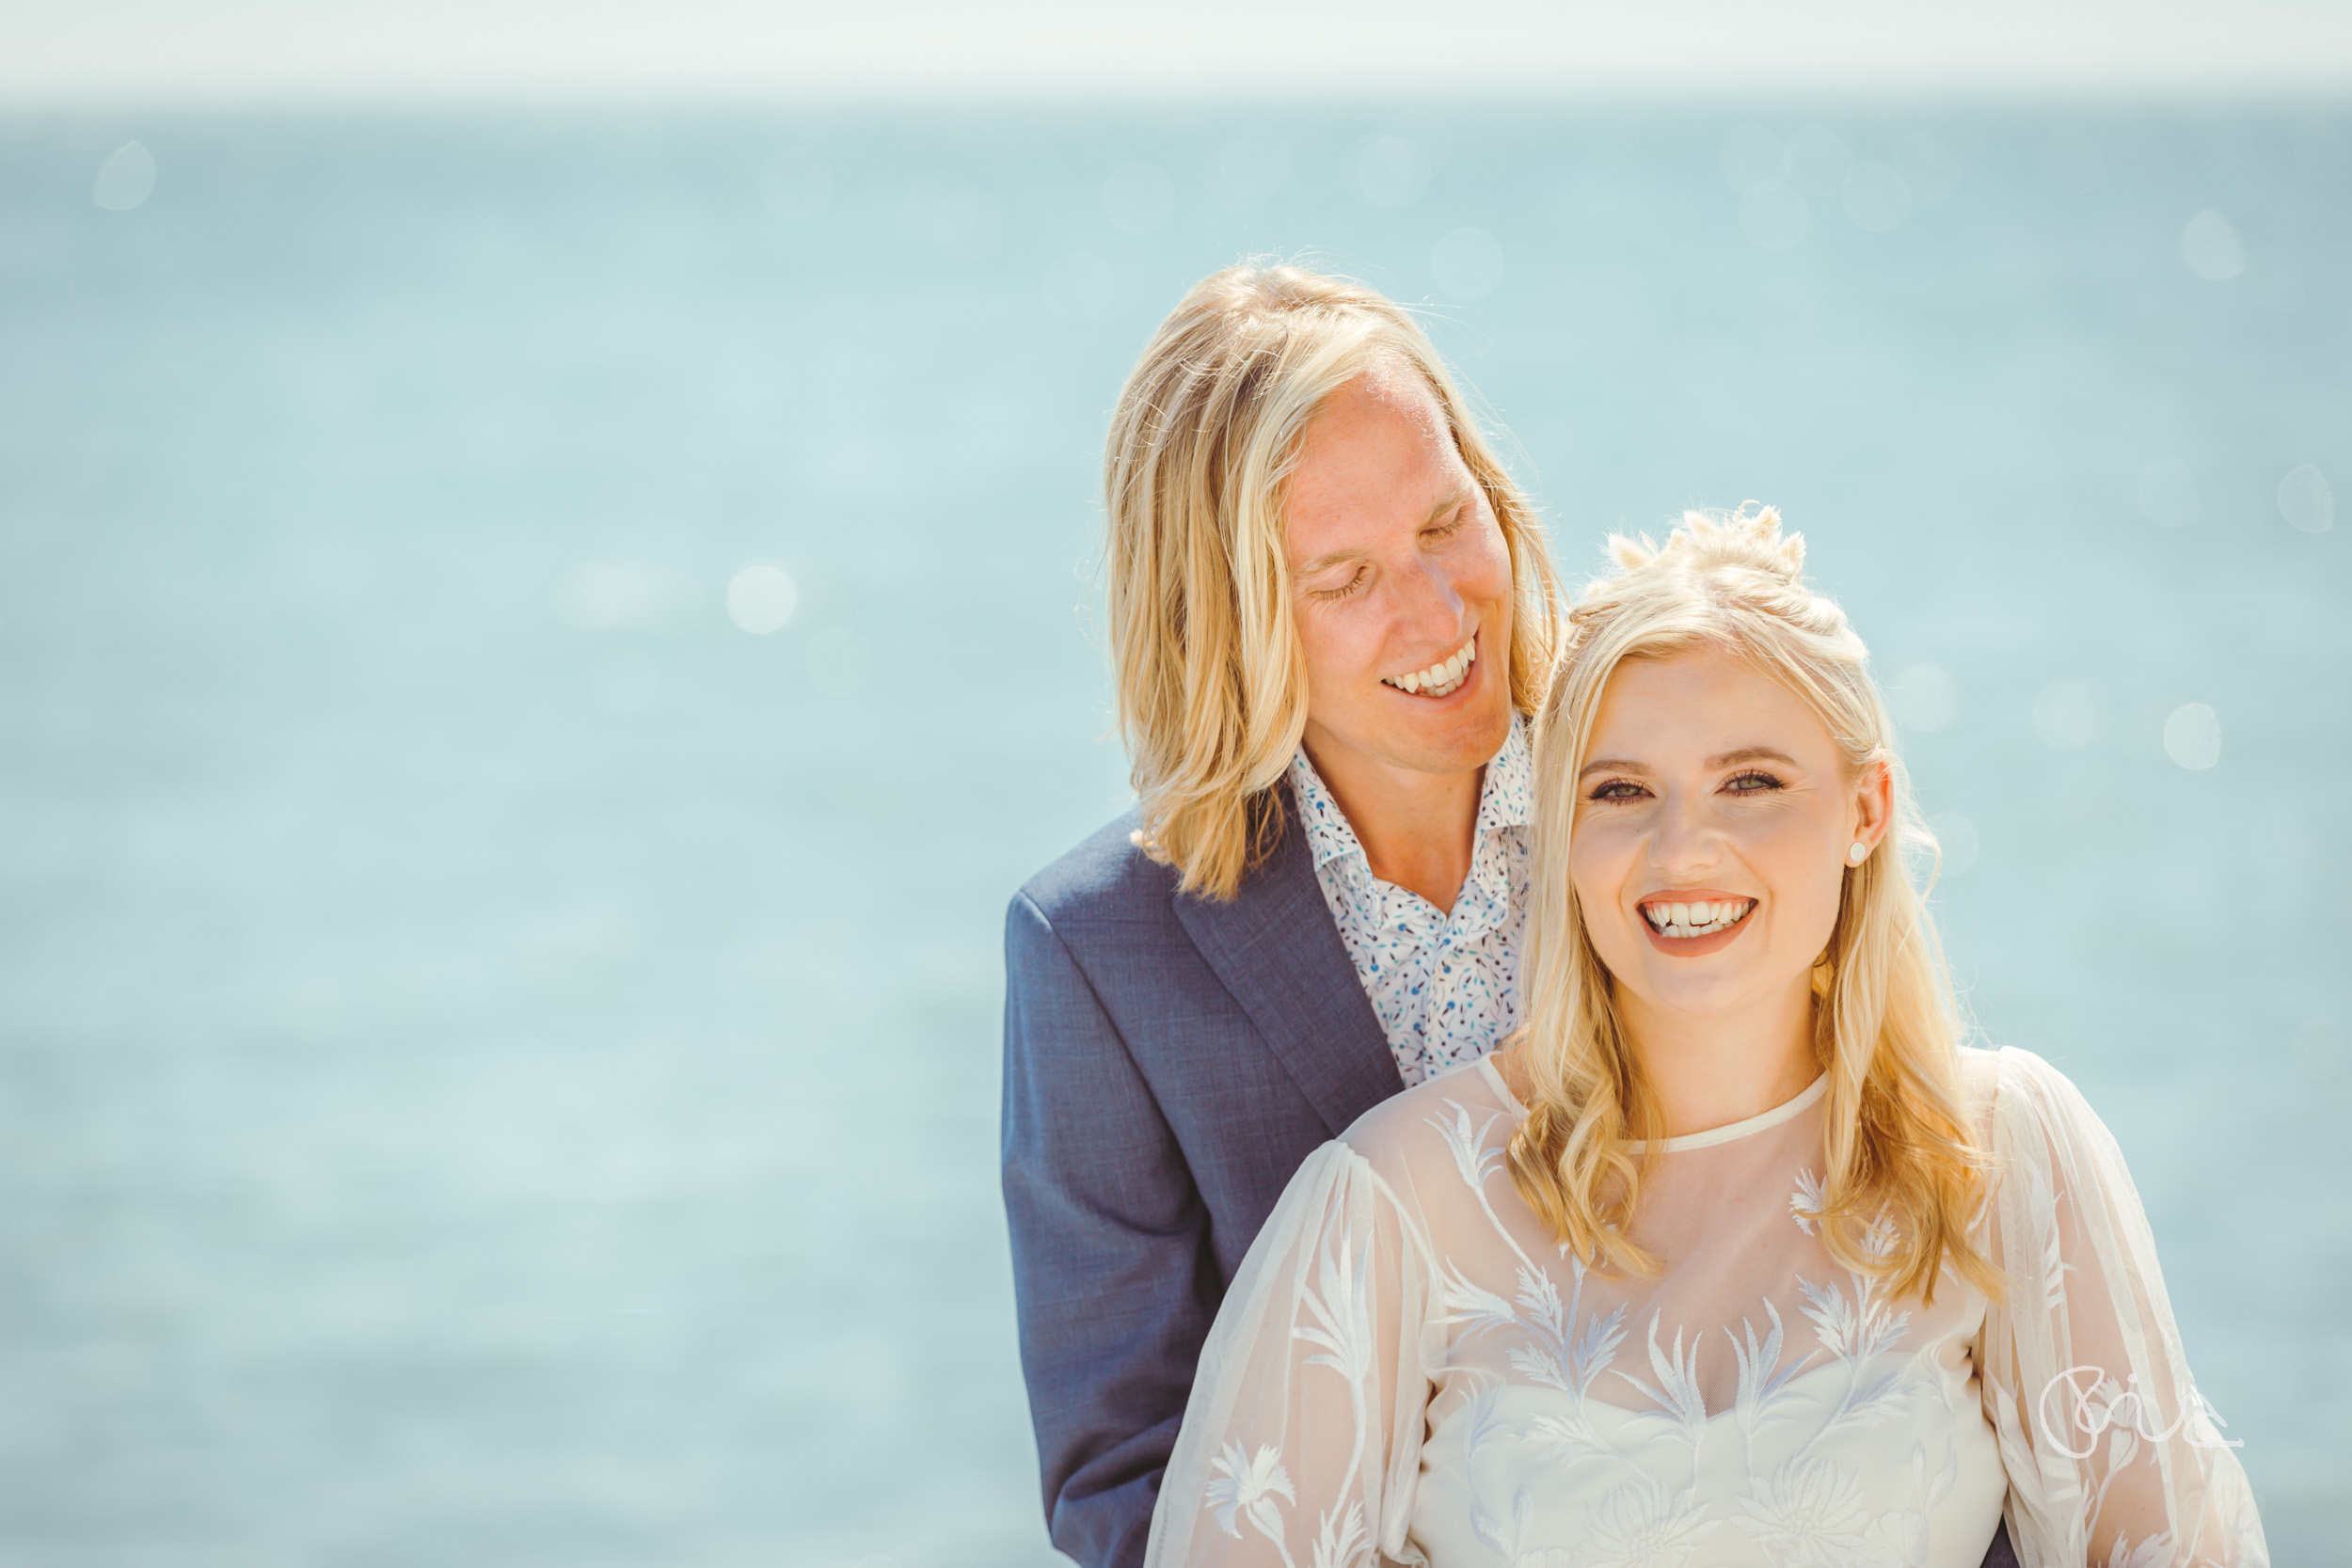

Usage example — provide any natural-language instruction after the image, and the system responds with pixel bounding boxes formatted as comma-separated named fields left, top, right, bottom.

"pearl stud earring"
left=1847, top=840, right=1870, bottom=863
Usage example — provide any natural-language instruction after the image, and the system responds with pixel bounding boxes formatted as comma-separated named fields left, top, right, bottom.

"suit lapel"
left=1172, top=792, right=1402, bottom=1137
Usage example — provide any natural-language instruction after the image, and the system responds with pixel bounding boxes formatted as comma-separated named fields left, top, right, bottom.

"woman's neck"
left=1616, top=975, right=1820, bottom=1139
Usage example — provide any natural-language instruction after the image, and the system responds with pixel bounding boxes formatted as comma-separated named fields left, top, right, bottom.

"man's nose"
left=1391, top=552, right=1465, bottom=646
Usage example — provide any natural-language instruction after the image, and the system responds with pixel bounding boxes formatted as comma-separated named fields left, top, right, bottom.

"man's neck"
left=1300, top=731, right=1485, bottom=915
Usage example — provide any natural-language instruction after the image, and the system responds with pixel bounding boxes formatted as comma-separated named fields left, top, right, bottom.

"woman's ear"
left=1853, top=759, right=1895, bottom=851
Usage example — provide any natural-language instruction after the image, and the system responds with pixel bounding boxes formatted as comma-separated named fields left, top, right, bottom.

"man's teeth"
left=1383, top=637, right=1476, bottom=697
left=1641, top=898, right=1755, bottom=939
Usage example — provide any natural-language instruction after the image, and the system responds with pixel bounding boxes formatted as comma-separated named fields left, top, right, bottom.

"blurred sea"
left=0, top=103, right=2346, bottom=1566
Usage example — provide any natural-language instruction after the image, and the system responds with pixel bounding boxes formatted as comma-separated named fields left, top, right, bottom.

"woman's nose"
left=1649, top=791, right=1722, bottom=872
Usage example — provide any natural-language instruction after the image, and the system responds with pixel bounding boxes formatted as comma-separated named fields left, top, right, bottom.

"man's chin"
left=1377, top=700, right=1515, bottom=777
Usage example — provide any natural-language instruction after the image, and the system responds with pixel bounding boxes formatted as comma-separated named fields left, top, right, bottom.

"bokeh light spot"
left=2163, top=704, right=2221, bottom=770
left=1357, top=135, right=1430, bottom=207
left=1894, top=132, right=1964, bottom=202
left=2277, top=464, right=2334, bottom=532
left=1888, top=664, right=1958, bottom=732
left=1841, top=162, right=1911, bottom=231
left=1431, top=230, right=1503, bottom=300
left=726, top=563, right=798, bottom=635
left=1102, top=162, right=1174, bottom=234
left=1784, top=125, right=1852, bottom=198
left=2135, top=457, right=2199, bottom=528
left=2180, top=210, right=2245, bottom=281
left=92, top=141, right=156, bottom=211
left=2033, top=681, right=2098, bottom=748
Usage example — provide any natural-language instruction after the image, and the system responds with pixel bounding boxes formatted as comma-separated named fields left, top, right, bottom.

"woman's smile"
left=1634, top=888, right=1758, bottom=955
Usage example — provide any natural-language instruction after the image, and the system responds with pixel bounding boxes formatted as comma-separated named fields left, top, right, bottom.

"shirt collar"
left=1287, top=712, right=1531, bottom=875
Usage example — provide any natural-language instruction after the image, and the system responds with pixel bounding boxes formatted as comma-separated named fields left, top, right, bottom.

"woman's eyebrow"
left=1577, top=746, right=1798, bottom=781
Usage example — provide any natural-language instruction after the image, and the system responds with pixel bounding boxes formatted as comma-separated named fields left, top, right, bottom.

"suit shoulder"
left=1016, top=807, right=1177, bottom=927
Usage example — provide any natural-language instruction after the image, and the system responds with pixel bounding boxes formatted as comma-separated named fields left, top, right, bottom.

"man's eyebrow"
left=1576, top=747, right=1799, bottom=781
left=1292, top=488, right=1470, bottom=576
left=1293, top=545, right=1368, bottom=577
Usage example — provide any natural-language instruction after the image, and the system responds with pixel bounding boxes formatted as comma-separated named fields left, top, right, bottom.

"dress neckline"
left=1474, top=1057, right=1828, bottom=1151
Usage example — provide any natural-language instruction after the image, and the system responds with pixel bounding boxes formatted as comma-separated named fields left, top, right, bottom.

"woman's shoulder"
left=1963, top=1044, right=2123, bottom=1165
left=1337, top=1056, right=1523, bottom=1182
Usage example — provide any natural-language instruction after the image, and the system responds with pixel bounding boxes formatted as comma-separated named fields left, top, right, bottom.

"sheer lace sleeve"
left=1979, top=1048, right=2267, bottom=1566
left=1145, top=1140, right=1435, bottom=1568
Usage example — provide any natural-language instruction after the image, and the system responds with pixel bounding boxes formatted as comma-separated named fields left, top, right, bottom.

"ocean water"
left=0, top=103, right=2345, bottom=1566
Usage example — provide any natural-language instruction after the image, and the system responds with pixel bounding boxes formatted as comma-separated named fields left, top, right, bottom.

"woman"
left=1145, top=509, right=2265, bottom=1567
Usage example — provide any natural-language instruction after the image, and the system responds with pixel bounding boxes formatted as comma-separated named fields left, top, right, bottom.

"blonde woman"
left=1146, top=510, right=2265, bottom=1567
left=1003, top=264, right=1564, bottom=1567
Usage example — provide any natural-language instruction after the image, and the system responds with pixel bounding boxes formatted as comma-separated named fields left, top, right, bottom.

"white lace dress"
left=1145, top=1047, right=2266, bottom=1568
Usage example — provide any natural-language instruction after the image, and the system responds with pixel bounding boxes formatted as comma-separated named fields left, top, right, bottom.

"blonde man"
left=1000, top=264, right=1563, bottom=1567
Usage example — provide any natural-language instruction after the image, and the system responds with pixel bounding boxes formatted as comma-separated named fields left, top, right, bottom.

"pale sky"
left=6, top=0, right=2352, bottom=108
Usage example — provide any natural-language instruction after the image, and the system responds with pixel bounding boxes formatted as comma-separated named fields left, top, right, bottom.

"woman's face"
left=1282, top=366, right=1517, bottom=785
left=1568, top=646, right=1890, bottom=1026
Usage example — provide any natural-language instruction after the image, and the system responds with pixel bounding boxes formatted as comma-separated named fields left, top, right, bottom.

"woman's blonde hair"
left=1105, top=261, right=1564, bottom=900
left=1504, top=506, right=1997, bottom=1305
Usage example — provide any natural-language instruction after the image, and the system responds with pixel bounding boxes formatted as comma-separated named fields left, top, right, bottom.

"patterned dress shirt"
left=1285, top=716, right=1532, bottom=1088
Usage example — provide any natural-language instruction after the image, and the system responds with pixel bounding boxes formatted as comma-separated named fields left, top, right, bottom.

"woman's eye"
left=1589, top=780, right=1648, bottom=800
left=1724, top=770, right=1783, bottom=794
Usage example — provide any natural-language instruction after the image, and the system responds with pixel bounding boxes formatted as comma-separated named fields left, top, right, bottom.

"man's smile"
left=1379, top=632, right=1476, bottom=698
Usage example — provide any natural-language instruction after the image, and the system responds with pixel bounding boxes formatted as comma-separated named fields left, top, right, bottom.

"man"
left=1001, top=263, right=1559, bottom=1564
left=1001, top=265, right=2018, bottom=1568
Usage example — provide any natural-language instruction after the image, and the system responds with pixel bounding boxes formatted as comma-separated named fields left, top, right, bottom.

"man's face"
left=1283, top=367, right=1517, bottom=785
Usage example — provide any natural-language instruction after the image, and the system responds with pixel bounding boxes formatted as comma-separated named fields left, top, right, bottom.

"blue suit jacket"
left=1000, top=794, right=2020, bottom=1568
left=1001, top=792, right=1392, bottom=1566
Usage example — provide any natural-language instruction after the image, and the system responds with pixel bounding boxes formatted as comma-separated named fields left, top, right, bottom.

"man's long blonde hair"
left=1106, top=262, right=1563, bottom=901
left=1505, top=507, right=1998, bottom=1305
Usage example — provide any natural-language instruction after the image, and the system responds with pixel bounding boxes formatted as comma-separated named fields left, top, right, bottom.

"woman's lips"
left=1635, top=894, right=1756, bottom=957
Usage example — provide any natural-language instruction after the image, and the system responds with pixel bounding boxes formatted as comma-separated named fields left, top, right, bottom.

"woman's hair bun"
left=1598, top=503, right=1805, bottom=590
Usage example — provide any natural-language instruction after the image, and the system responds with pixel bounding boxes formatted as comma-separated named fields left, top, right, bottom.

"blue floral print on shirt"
left=1286, top=715, right=1532, bottom=1088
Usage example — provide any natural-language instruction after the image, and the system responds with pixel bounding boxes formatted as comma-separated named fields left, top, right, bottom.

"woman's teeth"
left=1642, top=898, right=1755, bottom=939
left=1382, top=637, right=1476, bottom=697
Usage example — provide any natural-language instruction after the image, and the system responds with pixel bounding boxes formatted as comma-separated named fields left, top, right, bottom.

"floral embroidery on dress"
left=1146, top=1049, right=2269, bottom=1568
